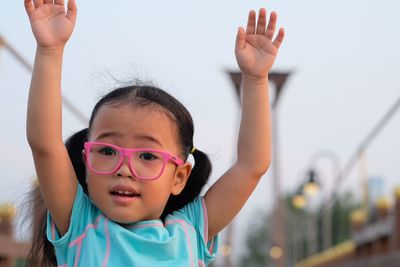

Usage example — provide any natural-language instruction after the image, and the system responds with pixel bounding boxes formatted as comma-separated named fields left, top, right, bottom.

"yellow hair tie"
left=190, top=147, right=197, bottom=154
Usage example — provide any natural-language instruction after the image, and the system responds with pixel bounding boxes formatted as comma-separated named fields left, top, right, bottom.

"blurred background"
left=1, top=0, right=400, bottom=266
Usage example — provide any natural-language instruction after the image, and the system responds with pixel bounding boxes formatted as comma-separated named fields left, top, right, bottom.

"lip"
left=110, top=184, right=140, bottom=205
left=110, top=184, right=139, bottom=195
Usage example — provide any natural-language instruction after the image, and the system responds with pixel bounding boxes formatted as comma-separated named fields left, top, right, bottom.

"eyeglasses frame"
left=83, top=141, right=184, bottom=180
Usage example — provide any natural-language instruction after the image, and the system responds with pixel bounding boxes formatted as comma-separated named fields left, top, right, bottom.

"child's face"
left=85, top=103, right=191, bottom=224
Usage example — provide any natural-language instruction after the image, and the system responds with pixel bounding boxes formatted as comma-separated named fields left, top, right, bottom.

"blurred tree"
left=330, top=192, right=360, bottom=245
left=238, top=192, right=360, bottom=267
left=238, top=210, right=273, bottom=267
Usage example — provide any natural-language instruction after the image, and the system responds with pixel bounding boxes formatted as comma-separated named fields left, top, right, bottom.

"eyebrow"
left=95, top=132, right=164, bottom=147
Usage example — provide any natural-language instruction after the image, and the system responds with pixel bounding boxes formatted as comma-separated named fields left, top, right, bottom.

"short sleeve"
left=175, top=197, right=219, bottom=265
left=46, top=183, right=95, bottom=257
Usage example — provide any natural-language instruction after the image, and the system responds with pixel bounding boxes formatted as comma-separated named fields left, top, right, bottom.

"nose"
left=115, top=157, right=134, bottom=179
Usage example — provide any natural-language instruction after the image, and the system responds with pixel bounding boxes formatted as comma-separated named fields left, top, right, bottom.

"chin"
left=109, top=214, right=138, bottom=224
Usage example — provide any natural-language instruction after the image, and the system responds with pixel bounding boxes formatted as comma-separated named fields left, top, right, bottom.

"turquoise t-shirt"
left=46, top=184, right=218, bottom=267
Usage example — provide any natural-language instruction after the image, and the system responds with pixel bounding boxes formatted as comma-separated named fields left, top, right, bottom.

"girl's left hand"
left=235, top=8, right=285, bottom=80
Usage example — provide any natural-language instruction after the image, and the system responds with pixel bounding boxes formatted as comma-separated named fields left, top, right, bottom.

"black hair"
left=26, top=84, right=212, bottom=266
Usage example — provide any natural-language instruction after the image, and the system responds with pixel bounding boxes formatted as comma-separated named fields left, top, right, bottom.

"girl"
left=24, top=0, right=284, bottom=266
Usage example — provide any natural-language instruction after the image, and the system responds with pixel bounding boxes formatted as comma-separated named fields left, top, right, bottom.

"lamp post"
left=300, top=151, right=341, bottom=251
left=289, top=150, right=341, bottom=262
left=304, top=151, right=341, bottom=250
left=290, top=170, right=321, bottom=258
left=227, top=70, right=291, bottom=267
left=268, top=72, right=291, bottom=267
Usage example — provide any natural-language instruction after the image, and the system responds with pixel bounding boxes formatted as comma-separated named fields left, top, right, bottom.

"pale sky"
left=1, top=0, right=400, bottom=263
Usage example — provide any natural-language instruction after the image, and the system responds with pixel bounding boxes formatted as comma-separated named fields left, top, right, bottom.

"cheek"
left=155, top=173, right=178, bottom=197
left=85, top=174, right=94, bottom=198
left=85, top=172, right=103, bottom=197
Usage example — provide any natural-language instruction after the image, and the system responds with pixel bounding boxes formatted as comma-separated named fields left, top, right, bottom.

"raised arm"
left=25, top=0, right=78, bottom=235
left=205, top=8, right=285, bottom=239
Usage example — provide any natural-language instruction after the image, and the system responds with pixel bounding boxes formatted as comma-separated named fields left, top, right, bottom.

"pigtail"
left=65, top=128, right=88, bottom=193
left=25, top=129, right=88, bottom=267
left=25, top=184, right=57, bottom=267
left=189, top=148, right=212, bottom=196
left=162, top=148, right=211, bottom=219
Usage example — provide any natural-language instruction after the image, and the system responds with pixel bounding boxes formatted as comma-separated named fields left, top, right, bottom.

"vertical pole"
left=393, top=188, right=400, bottom=250
left=271, top=108, right=285, bottom=267
left=269, top=72, right=291, bottom=267
left=225, top=71, right=243, bottom=267
left=223, top=224, right=234, bottom=267
left=358, top=150, right=369, bottom=212
left=323, top=205, right=332, bottom=250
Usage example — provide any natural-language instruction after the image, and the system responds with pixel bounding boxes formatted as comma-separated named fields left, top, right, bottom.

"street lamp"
left=303, top=170, right=320, bottom=197
left=310, top=153, right=341, bottom=249
left=290, top=150, right=341, bottom=260
left=305, top=150, right=341, bottom=250
left=292, top=185, right=307, bottom=210
left=291, top=170, right=320, bottom=210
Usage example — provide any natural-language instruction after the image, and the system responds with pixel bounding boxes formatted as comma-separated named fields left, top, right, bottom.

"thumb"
left=66, top=0, right=78, bottom=24
left=235, top=27, right=246, bottom=52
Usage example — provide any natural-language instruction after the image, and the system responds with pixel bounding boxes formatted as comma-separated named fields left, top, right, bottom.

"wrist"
left=36, top=46, right=65, bottom=57
left=241, top=74, right=268, bottom=86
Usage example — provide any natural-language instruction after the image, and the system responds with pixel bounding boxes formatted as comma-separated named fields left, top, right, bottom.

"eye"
left=139, top=152, right=159, bottom=161
left=98, top=146, right=117, bottom=156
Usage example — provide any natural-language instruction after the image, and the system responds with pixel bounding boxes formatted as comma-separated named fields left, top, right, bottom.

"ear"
left=81, top=149, right=87, bottom=165
left=171, top=162, right=192, bottom=196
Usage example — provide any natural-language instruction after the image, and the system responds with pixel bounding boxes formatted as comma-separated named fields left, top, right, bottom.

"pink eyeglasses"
left=84, top=142, right=184, bottom=180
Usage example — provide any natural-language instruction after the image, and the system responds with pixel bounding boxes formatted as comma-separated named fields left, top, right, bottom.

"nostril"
left=115, top=165, right=134, bottom=179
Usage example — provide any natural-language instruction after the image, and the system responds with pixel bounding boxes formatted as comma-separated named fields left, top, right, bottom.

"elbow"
left=255, top=158, right=272, bottom=177
left=27, top=133, right=40, bottom=151
left=27, top=140, right=49, bottom=155
left=27, top=132, right=45, bottom=153
left=238, top=157, right=272, bottom=179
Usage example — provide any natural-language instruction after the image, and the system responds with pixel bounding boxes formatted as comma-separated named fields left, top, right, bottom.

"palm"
left=235, top=9, right=284, bottom=79
left=25, top=1, right=77, bottom=48
left=236, top=35, right=278, bottom=78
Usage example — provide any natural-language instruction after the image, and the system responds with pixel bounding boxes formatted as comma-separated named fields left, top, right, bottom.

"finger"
left=265, top=12, right=277, bottom=40
left=66, top=0, right=77, bottom=24
left=24, top=0, right=35, bottom=15
left=54, top=0, right=64, bottom=6
left=33, top=0, right=44, bottom=8
left=246, top=10, right=256, bottom=34
left=256, top=8, right=267, bottom=35
left=235, top=27, right=246, bottom=51
left=273, top=28, right=285, bottom=49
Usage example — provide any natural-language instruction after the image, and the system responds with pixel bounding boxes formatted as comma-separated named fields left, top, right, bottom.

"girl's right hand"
left=24, top=0, right=77, bottom=49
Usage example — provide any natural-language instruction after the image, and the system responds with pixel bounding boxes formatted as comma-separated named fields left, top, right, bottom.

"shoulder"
left=170, top=197, right=207, bottom=224
left=46, top=183, right=99, bottom=246
left=167, top=196, right=219, bottom=263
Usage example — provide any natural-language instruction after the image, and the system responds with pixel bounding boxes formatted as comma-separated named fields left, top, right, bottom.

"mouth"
left=110, top=185, right=140, bottom=198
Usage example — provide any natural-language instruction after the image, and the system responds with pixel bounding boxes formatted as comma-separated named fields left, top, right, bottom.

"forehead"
left=89, top=103, right=179, bottom=150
